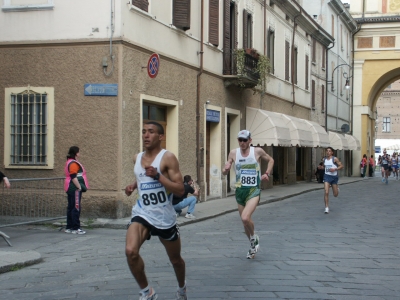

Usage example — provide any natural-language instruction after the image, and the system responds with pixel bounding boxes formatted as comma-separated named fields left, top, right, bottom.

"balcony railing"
left=223, top=49, right=260, bottom=87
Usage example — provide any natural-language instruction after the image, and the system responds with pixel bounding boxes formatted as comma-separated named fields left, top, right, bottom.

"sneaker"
left=382, top=178, right=385, bottom=183
left=250, top=234, right=260, bottom=253
left=139, top=288, right=158, bottom=300
left=72, top=229, right=86, bottom=235
left=64, top=229, right=72, bottom=233
left=246, top=247, right=256, bottom=259
left=185, top=213, right=196, bottom=219
left=324, top=207, right=329, bottom=214
left=176, top=287, right=187, bottom=300
left=386, top=179, right=389, bottom=185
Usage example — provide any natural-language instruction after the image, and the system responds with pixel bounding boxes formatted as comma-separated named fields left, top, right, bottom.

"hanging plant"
left=233, top=48, right=271, bottom=90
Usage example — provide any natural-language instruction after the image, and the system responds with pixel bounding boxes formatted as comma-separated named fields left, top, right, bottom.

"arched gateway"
left=350, top=0, right=400, bottom=175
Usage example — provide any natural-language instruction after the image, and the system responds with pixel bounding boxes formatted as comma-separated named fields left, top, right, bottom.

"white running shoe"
left=324, top=207, right=329, bottom=214
left=139, top=288, right=158, bottom=300
left=185, top=213, right=196, bottom=219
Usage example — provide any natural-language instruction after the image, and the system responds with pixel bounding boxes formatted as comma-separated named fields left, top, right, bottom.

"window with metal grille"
left=10, top=91, right=47, bottom=165
left=4, top=87, right=54, bottom=169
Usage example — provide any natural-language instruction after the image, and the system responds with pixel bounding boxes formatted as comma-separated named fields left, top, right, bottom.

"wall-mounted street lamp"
left=327, top=63, right=353, bottom=92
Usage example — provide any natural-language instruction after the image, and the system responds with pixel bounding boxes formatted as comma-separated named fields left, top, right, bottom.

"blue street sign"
left=375, top=146, right=381, bottom=153
left=84, top=84, right=118, bottom=96
left=206, top=109, right=220, bottom=123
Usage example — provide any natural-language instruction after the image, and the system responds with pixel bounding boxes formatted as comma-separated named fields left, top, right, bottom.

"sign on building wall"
left=84, top=84, right=118, bottom=96
left=206, top=109, right=220, bottom=122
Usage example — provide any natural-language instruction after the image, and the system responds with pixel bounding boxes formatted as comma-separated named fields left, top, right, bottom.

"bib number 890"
left=241, top=176, right=256, bottom=185
left=142, top=191, right=167, bottom=206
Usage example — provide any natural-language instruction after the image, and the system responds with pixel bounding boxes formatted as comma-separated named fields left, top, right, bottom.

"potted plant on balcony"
left=234, top=48, right=271, bottom=89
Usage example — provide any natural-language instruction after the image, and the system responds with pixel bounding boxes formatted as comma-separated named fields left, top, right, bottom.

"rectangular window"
left=322, top=48, right=325, bottom=69
left=242, top=10, right=253, bottom=49
left=340, top=24, right=343, bottom=50
left=311, top=80, right=315, bottom=109
left=267, top=29, right=275, bottom=74
left=321, top=84, right=325, bottom=112
left=173, top=0, right=191, bottom=31
left=4, top=87, right=54, bottom=169
left=305, top=54, right=309, bottom=90
left=312, top=38, right=316, bottom=63
left=383, top=117, right=391, bottom=132
left=293, top=47, right=298, bottom=85
left=331, top=15, right=334, bottom=38
left=209, top=0, right=219, bottom=46
left=285, top=40, right=290, bottom=81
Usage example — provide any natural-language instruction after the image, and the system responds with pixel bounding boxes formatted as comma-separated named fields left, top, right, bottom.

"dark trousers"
left=66, top=191, right=82, bottom=230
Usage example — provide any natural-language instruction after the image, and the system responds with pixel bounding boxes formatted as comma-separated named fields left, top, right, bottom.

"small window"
left=267, top=29, right=275, bottom=74
left=383, top=117, right=391, bottom=132
left=293, top=47, right=298, bottom=85
left=4, top=87, right=54, bottom=169
left=173, top=0, right=191, bottom=31
left=311, top=80, right=316, bottom=109
left=305, top=54, right=309, bottom=90
left=285, top=41, right=290, bottom=81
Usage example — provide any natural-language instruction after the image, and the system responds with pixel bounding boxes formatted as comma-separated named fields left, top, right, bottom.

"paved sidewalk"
left=0, top=176, right=365, bottom=273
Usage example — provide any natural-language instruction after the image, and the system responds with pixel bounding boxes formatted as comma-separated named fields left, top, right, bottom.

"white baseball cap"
left=237, top=130, right=251, bottom=139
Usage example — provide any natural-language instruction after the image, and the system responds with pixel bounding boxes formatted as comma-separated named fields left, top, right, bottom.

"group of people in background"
left=377, top=149, right=399, bottom=184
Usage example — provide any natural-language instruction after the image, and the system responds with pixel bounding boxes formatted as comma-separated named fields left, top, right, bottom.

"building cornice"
left=355, top=16, right=400, bottom=24
left=328, top=0, right=358, bottom=32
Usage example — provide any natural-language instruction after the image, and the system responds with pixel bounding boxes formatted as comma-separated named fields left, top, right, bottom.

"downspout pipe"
left=291, top=10, right=302, bottom=107
left=196, top=0, right=204, bottom=195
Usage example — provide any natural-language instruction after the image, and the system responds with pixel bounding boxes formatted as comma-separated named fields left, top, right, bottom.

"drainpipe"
left=291, top=10, right=301, bottom=107
left=196, top=0, right=204, bottom=196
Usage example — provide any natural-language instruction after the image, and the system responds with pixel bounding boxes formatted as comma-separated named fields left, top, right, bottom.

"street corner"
left=0, top=250, right=42, bottom=274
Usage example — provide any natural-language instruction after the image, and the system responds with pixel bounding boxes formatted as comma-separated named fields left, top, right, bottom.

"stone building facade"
left=1, top=0, right=338, bottom=218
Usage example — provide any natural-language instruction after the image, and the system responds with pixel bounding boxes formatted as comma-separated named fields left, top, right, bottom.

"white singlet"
left=324, top=157, right=338, bottom=176
left=234, top=147, right=260, bottom=188
left=131, top=149, right=176, bottom=229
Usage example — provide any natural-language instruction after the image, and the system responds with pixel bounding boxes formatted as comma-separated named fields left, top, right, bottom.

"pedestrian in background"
left=0, top=171, right=10, bottom=188
left=64, top=146, right=89, bottom=235
left=369, top=155, right=375, bottom=177
left=381, top=149, right=391, bottom=184
left=360, top=154, right=367, bottom=177
left=173, top=175, right=199, bottom=219
left=124, top=121, right=187, bottom=300
left=222, top=130, right=274, bottom=259
left=391, top=152, right=399, bottom=180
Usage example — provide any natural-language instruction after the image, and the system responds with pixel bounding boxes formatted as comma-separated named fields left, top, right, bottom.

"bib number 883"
left=142, top=191, right=167, bottom=206
left=241, top=176, right=256, bottom=185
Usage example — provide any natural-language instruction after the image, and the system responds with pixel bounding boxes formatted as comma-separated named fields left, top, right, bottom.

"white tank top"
left=324, top=157, right=338, bottom=176
left=131, top=149, right=176, bottom=229
left=234, top=147, right=260, bottom=188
